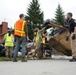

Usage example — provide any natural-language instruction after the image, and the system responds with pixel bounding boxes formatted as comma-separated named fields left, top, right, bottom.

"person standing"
left=13, top=14, right=28, bottom=62
left=33, top=20, right=50, bottom=59
left=66, top=12, right=76, bottom=62
left=4, top=30, right=14, bottom=61
left=34, top=27, right=46, bottom=59
left=41, top=34, right=46, bottom=57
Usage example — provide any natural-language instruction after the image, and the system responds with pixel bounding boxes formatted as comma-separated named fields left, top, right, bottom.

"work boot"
left=21, top=59, right=27, bottom=62
left=13, top=58, right=18, bottom=62
left=69, top=58, right=76, bottom=62
left=13, top=59, right=18, bottom=62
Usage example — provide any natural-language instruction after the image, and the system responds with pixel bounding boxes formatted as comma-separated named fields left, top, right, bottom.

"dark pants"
left=13, top=37, right=26, bottom=60
left=41, top=43, right=44, bottom=56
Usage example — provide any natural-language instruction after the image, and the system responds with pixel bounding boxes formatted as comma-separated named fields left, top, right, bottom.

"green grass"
left=0, top=57, right=52, bottom=61
left=0, top=57, right=5, bottom=61
left=0, top=57, right=21, bottom=61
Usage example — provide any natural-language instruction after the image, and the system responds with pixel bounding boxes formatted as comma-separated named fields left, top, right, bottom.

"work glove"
left=66, top=36, right=69, bottom=41
left=72, top=34, right=76, bottom=40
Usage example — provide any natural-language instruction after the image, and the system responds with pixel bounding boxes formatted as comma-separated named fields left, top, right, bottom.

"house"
left=0, top=22, right=8, bottom=42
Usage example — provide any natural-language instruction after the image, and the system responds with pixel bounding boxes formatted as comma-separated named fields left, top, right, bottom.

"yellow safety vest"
left=4, top=33, right=14, bottom=47
left=42, top=37, right=45, bottom=44
left=36, top=32, right=42, bottom=41
left=36, top=32, right=44, bottom=44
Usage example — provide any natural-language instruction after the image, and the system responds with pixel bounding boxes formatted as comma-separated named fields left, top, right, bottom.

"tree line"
left=25, top=0, right=65, bottom=39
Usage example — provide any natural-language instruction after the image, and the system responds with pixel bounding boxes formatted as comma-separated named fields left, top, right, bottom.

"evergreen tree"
left=25, top=0, right=44, bottom=39
left=54, top=4, right=65, bottom=25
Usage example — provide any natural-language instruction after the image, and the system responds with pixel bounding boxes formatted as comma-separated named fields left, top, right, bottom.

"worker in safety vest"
left=41, top=34, right=46, bottom=57
left=13, top=14, right=28, bottom=62
left=4, top=30, right=14, bottom=61
left=33, top=20, right=50, bottom=59
left=34, top=27, right=46, bottom=59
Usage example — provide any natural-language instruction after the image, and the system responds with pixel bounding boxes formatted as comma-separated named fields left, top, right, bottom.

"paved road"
left=0, top=56, right=76, bottom=75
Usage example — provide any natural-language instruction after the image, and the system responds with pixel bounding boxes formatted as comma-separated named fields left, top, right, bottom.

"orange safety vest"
left=14, top=19, right=27, bottom=37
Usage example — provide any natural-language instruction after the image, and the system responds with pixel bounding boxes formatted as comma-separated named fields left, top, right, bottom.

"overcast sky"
left=0, top=0, right=76, bottom=28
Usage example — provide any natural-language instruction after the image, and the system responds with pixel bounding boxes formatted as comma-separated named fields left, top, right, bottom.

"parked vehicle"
left=0, top=44, right=5, bottom=57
